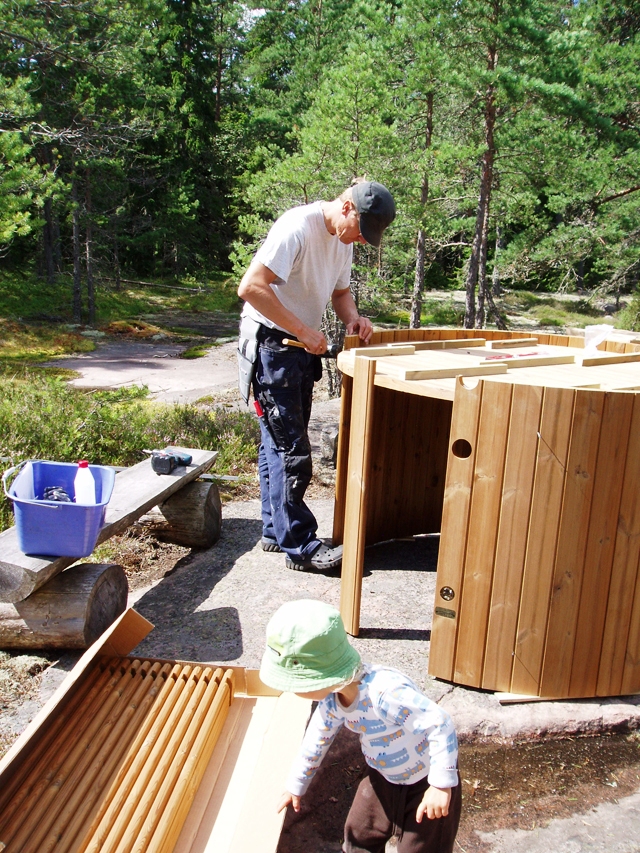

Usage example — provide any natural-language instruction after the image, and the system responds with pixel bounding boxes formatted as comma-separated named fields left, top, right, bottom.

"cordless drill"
left=150, top=449, right=193, bottom=475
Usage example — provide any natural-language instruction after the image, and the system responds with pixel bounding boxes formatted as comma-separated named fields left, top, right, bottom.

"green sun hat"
left=260, top=599, right=362, bottom=693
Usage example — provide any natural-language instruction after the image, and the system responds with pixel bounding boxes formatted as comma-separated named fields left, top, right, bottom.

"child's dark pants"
left=343, top=768, right=462, bottom=853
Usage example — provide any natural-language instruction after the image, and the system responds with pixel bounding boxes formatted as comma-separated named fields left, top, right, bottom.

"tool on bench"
left=146, top=449, right=193, bottom=475
left=282, top=338, right=340, bottom=359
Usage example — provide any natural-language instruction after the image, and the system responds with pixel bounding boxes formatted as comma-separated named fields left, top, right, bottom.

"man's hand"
left=416, top=786, right=451, bottom=822
left=298, top=327, right=328, bottom=355
left=346, top=316, right=373, bottom=343
left=277, top=791, right=302, bottom=813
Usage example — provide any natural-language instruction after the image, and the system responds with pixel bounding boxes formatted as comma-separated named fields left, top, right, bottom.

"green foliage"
left=0, top=371, right=260, bottom=531
left=0, top=0, right=639, bottom=327
left=0, top=269, right=241, bottom=326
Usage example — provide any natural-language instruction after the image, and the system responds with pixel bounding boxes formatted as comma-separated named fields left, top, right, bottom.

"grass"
left=0, top=269, right=242, bottom=327
left=0, top=319, right=95, bottom=363
left=0, top=369, right=260, bottom=532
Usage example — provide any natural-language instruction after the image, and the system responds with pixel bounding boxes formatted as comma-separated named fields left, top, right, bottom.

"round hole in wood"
left=451, top=439, right=472, bottom=458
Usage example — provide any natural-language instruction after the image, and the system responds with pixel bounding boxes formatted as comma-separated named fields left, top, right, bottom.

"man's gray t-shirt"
left=242, top=201, right=353, bottom=332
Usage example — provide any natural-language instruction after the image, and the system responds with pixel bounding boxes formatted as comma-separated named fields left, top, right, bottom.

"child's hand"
left=277, top=791, right=302, bottom=813
left=416, top=786, right=451, bottom=822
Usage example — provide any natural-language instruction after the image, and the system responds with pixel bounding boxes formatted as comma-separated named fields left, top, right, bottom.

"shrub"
left=0, top=371, right=260, bottom=531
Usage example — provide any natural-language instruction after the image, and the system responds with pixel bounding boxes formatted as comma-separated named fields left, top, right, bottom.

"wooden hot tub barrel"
left=334, top=327, right=640, bottom=698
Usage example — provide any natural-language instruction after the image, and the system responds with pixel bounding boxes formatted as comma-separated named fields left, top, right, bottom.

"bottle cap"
left=78, top=460, right=89, bottom=468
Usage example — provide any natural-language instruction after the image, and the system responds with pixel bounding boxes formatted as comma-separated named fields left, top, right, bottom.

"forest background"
left=1, top=0, right=639, bottom=331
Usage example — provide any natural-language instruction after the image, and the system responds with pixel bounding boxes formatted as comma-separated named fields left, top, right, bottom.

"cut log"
left=0, top=563, right=128, bottom=649
left=135, top=481, right=222, bottom=548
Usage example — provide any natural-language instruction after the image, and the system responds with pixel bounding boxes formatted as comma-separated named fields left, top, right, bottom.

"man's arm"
left=238, top=260, right=328, bottom=354
left=331, top=287, right=373, bottom=343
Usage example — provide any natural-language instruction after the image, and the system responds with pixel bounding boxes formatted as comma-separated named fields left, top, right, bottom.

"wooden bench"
left=0, top=448, right=219, bottom=648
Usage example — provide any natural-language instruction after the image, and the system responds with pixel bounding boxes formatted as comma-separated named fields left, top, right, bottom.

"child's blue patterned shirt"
left=286, top=664, right=459, bottom=796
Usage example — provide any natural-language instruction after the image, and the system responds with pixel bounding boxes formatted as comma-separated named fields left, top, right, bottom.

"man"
left=237, top=180, right=396, bottom=571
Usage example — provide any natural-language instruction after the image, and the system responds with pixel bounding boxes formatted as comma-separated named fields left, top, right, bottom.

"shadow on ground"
left=132, top=515, right=263, bottom=661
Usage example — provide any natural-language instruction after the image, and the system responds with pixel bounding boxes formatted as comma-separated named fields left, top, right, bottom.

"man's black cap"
left=351, top=181, right=396, bottom=247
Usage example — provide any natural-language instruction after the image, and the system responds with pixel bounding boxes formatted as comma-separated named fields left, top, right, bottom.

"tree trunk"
left=114, top=234, right=121, bottom=291
left=464, top=49, right=497, bottom=329
left=43, top=197, right=56, bottom=285
left=410, top=227, right=426, bottom=329
left=475, top=200, right=491, bottom=328
left=492, top=225, right=504, bottom=296
left=85, top=170, right=95, bottom=324
left=410, top=93, right=434, bottom=330
left=134, top=481, right=222, bottom=548
left=72, top=175, right=83, bottom=323
left=0, top=563, right=127, bottom=649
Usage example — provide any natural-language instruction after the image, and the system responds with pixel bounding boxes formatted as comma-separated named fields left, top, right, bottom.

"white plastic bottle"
left=74, top=460, right=96, bottom=505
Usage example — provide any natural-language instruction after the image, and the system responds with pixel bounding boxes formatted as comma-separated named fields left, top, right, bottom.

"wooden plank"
left=349, top=345, right=415, bottom=357
left=428, top=377, right=483, bottom=682
left=339, top=356, right=377, bottom=636
left=493, top=353, right=576, bottom=369
left=178, top=693, right=309, bottom=853
left=141, top=670, right=234, bottom=853
left=332, top=374, right=352, bottom=547
left=372, top=373, right=458, bottom=401
left=601, top=395, right=640, bottom=695
left=375, top=356, right=507, bottom=381
left=482, top=384, right=543, bottom=692
left=511, top=387, right=575, bottom=695
left=9, top=658, right=150, bottom=853
left=0, top=609, right=153, bottom=792
left=538, top=390, right=604, bottom=698
left=487, top=338, right=538, bottom=349
left=428, top=338, right=486, bottom=349
left=569, top=392, right=634, bottom=697
left=0, top=448, right=218, bottom=603
left=581, top=352, right=640, bottom=367
left=43, top=663, right=172, bottom=853
left=453, top=381, right=512, bottom=688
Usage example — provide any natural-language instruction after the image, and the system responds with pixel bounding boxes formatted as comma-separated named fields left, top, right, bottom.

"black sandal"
left=285, top=543, right=343, bottom=572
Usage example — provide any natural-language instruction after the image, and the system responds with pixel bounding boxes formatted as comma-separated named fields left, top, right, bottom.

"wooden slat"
left=482, top=384, right=543, bottom=692
left=601, top=396, right=640, bottom=695
left=428, top=377, right=483, bottom=682
left=88, top=665, right=200, bottom=853
left=132, top=669, right=230, bottom=853
left=78, top=664, right=186, bottom=853
left=349, top=345, right=415, bottom=357
left=42, top=663, right=170, bottom=853
left=0, top=448, right=218, bottom=603
left=332, top=374, right=352, bottom=546
left=511, top=387, right=575, bottom=695
left=538, top=390, right=604, bottom=698
left=453, top=381, right=512, bottom=688
left=569, top=393, right=634, bottom=697
left=339, top=356, right=377, bottom=636
left=7, top=659, right=146, bottom=853
left=581, top=352, right=640, bottom=367
left=375, top=355, right=507, bottom=381
left=487, top=338, right=538, bottom=349
left=490, top=353, right=576, bottom=370
left=0, top=661, right=114, bottom=833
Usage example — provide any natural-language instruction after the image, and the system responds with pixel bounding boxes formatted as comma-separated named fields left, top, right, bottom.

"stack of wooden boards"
left=337, top=334, right=640, bottom=393
left=0, top=610, right=310, bottom=853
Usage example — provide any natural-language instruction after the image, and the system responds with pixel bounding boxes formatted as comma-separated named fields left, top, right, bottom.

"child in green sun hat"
left=260, top=599, right=461, bottom=853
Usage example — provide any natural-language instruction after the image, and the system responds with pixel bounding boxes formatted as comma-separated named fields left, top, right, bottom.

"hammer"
left=283, top=338, right=340, bottom=359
